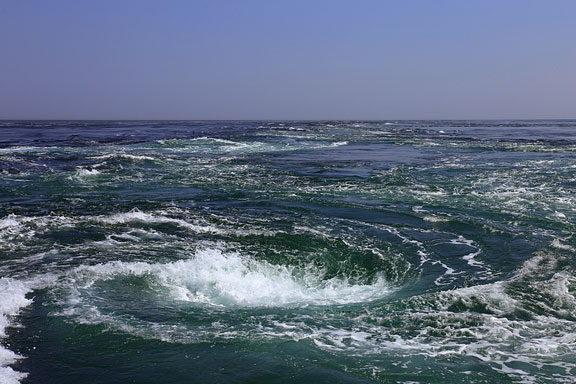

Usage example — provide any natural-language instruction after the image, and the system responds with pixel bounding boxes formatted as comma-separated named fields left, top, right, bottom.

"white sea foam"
left=0, top=146, right=51, bottom=153
left=1, top=210, right=279, bottom=253
left=423, top=215, right=450, bottom=223
left=152, top=137, right=349, bottom=154
left=188, top=137, right=238, bottom=144
left=155, top=137, right=265, bottom=153
left=0, top=273, right=60, bottom=384
left=451, top=236, right=485, bottom=268
left=0, top=278, right=35, bottom=384
left=96, top=209, right=223, bottom=234
left=75, top=168, right=100, bottom=177
left=300, top=275, right=576, bottom=383
left=0, top=215, right=32, bottom=246
left=64, top=248, right=390, bottom=308
left=0, top=216, right=20, bottom=231
left=551, top=238, right=575, bottom=252
left=256, top=251, right=572, bottom=380
left=0, top=281, right=29, bottom=383
left=0, top=214, right=74, bottom=247
left=0, top=279, right=32, bottom=338
left=90, top=153, right=156, bottom=161
left=20, top=248, right=575, bottom=383
left=95, top=209, right=280, bottom=237
left=0, top=278, right=32, bottom=384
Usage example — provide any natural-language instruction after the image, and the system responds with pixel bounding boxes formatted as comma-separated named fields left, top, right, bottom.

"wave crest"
left=68, top=248, right=391, bottom=308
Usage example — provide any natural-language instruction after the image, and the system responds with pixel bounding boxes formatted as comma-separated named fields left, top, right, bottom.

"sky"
left=0, top=0, right=575, bottom=120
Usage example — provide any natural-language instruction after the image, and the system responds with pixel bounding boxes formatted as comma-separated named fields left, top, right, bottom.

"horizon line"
left=1, top=117, right=576, bottom=122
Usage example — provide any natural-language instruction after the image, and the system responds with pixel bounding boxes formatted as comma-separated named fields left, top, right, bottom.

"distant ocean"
left=2, top=120, right=576, bottom=384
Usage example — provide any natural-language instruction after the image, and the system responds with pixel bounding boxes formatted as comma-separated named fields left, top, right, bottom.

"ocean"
left=1, top=120, right=576, bottom=383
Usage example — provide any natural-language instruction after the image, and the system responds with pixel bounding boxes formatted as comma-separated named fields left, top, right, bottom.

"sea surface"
left=1, top=120, right=576, bottom=384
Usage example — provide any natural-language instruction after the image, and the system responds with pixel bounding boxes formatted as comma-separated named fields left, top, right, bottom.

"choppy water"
left=1, top=120, right=576, bottom=383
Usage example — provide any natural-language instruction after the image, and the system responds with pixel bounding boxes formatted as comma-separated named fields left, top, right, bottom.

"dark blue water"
left=1, top=120, right=576, bottom=383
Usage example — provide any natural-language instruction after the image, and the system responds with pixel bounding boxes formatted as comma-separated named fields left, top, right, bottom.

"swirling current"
left=1, top=120, right=576, bottom=383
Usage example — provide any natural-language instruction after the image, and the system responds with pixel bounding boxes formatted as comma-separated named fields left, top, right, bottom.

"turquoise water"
left=1, top=120, right=576, bottom=383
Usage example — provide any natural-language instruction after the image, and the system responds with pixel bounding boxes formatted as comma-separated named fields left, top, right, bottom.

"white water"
left=64, top=248, right=390, bottom=308
left=0, top=279, right=33, bottom=384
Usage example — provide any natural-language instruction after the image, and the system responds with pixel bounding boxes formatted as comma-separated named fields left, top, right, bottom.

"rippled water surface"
left=1, top=120, right=576, bottom=383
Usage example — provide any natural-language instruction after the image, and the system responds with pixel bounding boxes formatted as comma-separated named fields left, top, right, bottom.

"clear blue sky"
left=1, top=0, right=575, bottom=120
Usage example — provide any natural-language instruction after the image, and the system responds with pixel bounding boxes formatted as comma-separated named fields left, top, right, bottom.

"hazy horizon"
left=3, top=118, right=576, bottom=122
left=1, top=0, right=575, bottom=120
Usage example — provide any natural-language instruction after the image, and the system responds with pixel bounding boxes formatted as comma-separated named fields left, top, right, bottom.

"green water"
left=1, top=120, right=576, bottom=383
